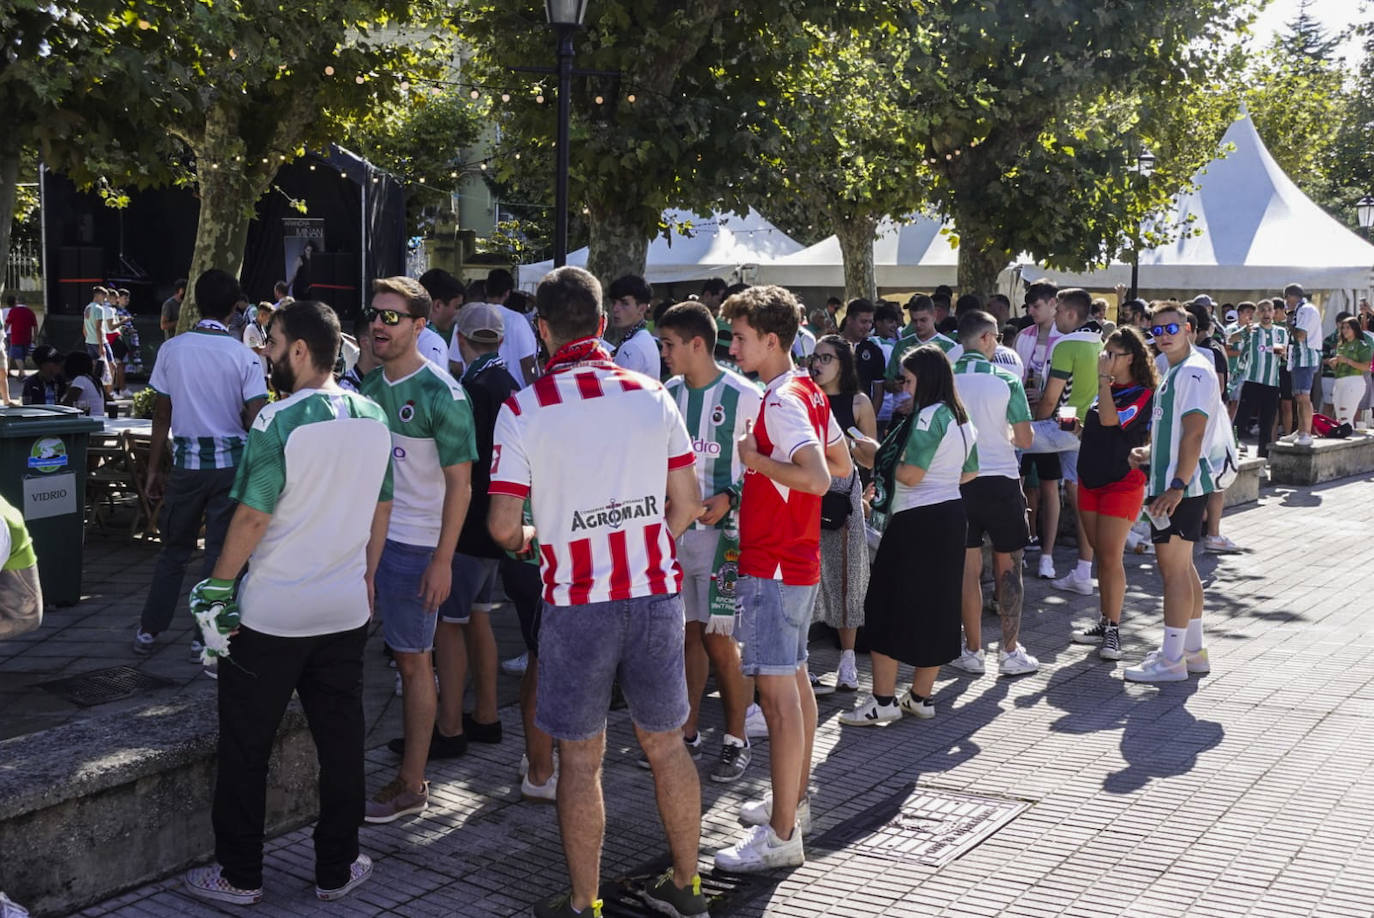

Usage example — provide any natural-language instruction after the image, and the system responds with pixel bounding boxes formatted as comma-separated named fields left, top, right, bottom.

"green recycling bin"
left=0, top=406, right=104, bottom=606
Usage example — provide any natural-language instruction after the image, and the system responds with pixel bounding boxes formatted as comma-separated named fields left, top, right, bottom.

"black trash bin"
left=0, top=405, right=104, bottom=606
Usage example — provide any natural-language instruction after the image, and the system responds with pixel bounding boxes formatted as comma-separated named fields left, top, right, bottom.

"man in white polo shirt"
left=134, top=270, right=268, bottom=661
left=604, top=273, right=662, bottom=379
left=488, top=266, right=708, bottom=918
left=182, top=299, right=392, bottom=907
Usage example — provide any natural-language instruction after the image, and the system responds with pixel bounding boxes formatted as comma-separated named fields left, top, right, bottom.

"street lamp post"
left=544, top=0, right=588, bottom=267
left=1127, top=146, right=1156, bottom=303
left=1356, top=195, right=1374, bottom=240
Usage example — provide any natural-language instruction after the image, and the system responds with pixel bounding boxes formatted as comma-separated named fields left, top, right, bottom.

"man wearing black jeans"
left=134, top=270, right=268, bottom=667
left=183, top=300, right=394, bottom=905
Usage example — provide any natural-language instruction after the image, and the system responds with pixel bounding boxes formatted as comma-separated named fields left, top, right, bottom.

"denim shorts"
left=535, top=593, right=689, bottom=741
left=375, top=539, right=438, bottom=653
left=677, top=528, right=721, bottom=625
left=439, top=553, right=499, bottom=624
left=1291, top=364, right=1317, bottom=396
left=735, top=575, right=819, bottom=677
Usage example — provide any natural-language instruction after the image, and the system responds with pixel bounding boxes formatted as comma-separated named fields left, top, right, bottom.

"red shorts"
left=1077, top=470, right=1147, bottom=521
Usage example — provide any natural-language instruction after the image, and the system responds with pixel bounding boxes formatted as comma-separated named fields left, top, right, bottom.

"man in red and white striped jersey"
left=713, top=285, right=851, bottom=875
left=487, top=266, right=709, bottom=918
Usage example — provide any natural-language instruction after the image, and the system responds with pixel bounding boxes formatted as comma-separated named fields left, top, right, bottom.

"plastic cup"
left=1057, top=405, right=1078, bottom=431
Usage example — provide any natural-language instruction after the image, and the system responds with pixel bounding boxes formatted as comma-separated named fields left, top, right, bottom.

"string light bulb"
left=535, top=94, right=544, bottom=104
left=501, top=93, right=510, bottom=102
left=355, top=75, right=365, bottom=84
left=470, top=89, right=480, bottom=99
left=324, top=65, right=335, bottom=76
left=627, top=93, right=636, bottom=103
left=594, top=95, right=604, bottom=104
left=400, top=80, right=410, bottom=91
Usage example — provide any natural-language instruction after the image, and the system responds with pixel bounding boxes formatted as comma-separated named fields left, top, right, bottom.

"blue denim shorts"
left=375, top=539, right=438, bottom=653
left=735, top=575, right=819, bottom=677
left=535, top=593, right=689, bottom=741
left=439, top=553, right=499, bottom=624
left=1290, top=364, right=1317, bottom=396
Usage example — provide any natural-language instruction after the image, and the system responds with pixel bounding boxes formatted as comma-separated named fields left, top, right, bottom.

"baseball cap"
left=1224, top=309, right=1238, bottom=323
left=1191, top=294, right=1215, bottom=309
left=458, top=302, right=504, bottom=343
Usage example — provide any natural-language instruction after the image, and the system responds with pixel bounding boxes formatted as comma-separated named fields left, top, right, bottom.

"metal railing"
left=4, top=239, right=42, bottom=294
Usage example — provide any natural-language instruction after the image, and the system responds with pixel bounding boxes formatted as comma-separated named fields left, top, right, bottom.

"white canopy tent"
left=753, top=214, right=960, bottom=289
left=516, top=208, right=803, bottom=289
left=1014, top=112, right=1374, bottom=301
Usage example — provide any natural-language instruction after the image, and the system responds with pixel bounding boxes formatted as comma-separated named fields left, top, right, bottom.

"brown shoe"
left=364, top=777, right=428, bottom=824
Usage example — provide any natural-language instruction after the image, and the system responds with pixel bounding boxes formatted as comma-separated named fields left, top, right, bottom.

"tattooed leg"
left=998, top=550, right=1024, bottom=651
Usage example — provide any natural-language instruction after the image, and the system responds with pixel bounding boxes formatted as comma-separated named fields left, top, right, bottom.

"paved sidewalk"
left=30, top=474, right=1374, bottom=916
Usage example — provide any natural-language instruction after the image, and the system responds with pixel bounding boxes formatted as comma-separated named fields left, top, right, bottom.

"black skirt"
left=863, top=499, right=966, bottom=668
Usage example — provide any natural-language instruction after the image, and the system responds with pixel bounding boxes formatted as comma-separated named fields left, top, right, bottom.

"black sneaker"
left=1099, top=625, right=1123, bottom=661
left=639, top=870, right=709, bottom=918
left=462, top=712, right=502, bottom=744
left=386, top=727, right=468, bottom=759
left=534, top=894, right=603, bottom=918
left=709, top=739, right=751, bottom=783
left=637, top=732, right=701, bottom=770
left=1071, top=618, right=1109, bottom=645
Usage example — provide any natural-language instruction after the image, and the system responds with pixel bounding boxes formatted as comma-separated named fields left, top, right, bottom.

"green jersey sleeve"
left=885, top=335, right=916, bottom=381
left=962, top=441, right=980, bottom=475
left=230, top=422, right=286, bottom=513
left=901, top=405, right=950, bottom=469
left=431, top=388, right=479, bottom=468
left=1005, top=375, right=1032, bottom=424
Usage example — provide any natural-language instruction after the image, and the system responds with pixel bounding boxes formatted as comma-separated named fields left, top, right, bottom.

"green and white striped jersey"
left=884, top=332, right=956, bottom=380
left=665, top=366, right=762, bottom=530
left=1149, top=350, right=1225, bottom=498
left=1239, top=323, right=1288, bottom=387
left=1287, top=301, right=1323, bottom=369
left=952, top=351, right=1031, bottom=480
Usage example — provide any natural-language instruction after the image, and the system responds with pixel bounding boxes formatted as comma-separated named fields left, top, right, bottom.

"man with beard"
left=182, top=300, right=393, bottom=906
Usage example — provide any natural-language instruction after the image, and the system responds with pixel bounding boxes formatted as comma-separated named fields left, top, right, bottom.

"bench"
left=1267, top=433, right=1374, bottom=486
left=0, top=696, right=319, bottom=917
left=1222, top=456, right=1267, bottom=508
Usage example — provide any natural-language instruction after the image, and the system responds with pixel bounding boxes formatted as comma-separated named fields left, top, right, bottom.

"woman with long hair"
left=807, top=335, right=876, bottom=692
left=1070, top=327, right=1158, bottom=660
left=1327, top=316, right=1372, bottom=428
left=841, top=345, right=977, bottom=725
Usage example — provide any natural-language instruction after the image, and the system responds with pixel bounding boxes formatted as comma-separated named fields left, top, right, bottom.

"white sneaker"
left=899, top=690, right=934, bottom=719
left=947, top=647, right=986, bottom=674
left=836, top=652, right=859, bottom=691
left=521, top=768, right=557, bottom=803
left=744, top=703, right=769, bottom=740
left=501, top=652, right=528, bottom=675
left=714, top=824, right=804, bottom=873
left=1051, top=569, right=1096, bottom=595
left=1037, top=556, right=1055, bottom=579
left=1203, top=535, right=1242, bottom=553
left=739, top=793, right=812, bottom=835
left=1123, top=650, right=1188, bottom=683
left=838, top=695, right=902, bottom=726
left=999, top=646, right=1040, bottom=676
left=808, top=669, right=835, bottom=696
left=1185, top=647, right=1211, bottom=674
left=1296, top=434, right=1313, bottom=447
left=133, top=629, right=156, bottom=655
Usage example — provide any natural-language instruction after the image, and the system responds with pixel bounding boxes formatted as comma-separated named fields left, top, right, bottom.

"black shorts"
left=500, top=557, right=544, bottom=655
left=1148, top=494, right=1208, bottom=544
left=1019, top=452, right=1062, bottom=482
left=961, top=476, right=1030, bottom=552
left=1279, top=366, right=1293, bottom=400
left=111, top=338, right=130, bottom=360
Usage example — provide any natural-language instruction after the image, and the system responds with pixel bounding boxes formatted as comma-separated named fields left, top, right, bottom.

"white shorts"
left=677, top=527, right=721, bottom=625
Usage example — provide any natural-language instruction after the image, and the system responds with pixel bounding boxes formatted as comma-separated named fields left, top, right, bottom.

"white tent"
left=753, top=214, right=960, bottom=289
left=1014, top=112, right=1374, bottom=294
left=516, top=208, right=803, bottom=288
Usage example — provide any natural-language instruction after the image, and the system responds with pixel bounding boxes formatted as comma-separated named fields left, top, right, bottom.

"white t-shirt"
left=418, top=325, right=449, bottom=371
left=446, top=304, right=541, bottom=387
left=952, top=352, right=1031, bottom=480
left=891, top=402, right=978, bottom=513
left=83, top=303, right=114, bottom=345
left=611, top=327, right=661, bottom=378
left=242, top=322, right=267, bottom=350
left=68, top=375, right=106, bottom=418
left=232, top=388, right=394, bottom=637
left=490, top=358, right=694, bottom=606
left=148, top=325, right=268, bottom=469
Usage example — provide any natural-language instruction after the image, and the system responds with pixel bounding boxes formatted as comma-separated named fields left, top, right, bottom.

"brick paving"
left=13, top=473, right=1374, bottom=916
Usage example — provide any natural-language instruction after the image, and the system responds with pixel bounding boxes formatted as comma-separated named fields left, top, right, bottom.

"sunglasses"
left=364, top=306, right=419, bottom=326
left=1150, top=323, right=1183, bottom=337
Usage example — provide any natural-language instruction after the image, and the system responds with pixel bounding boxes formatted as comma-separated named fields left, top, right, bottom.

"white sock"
left=1075, top=559, right=1093, bottom=578
left=1161, top=626, right=1187, bottom=662
left=1185, top=619, right=1204, bottom=653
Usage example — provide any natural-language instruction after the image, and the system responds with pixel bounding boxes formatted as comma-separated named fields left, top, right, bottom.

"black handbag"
left=820, top=472, right=856, bottom=530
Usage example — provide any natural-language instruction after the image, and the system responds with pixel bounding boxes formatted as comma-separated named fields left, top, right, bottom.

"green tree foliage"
left=1328, top=22, right=1374, bottom=228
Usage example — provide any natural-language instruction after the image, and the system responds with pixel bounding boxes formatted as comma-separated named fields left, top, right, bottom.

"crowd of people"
left=4, top=258, right=1369, bottom=918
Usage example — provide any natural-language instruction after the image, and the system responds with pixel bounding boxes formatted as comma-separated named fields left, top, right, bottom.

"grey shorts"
left=677, top=527, right=721, bottom=625
left=735, top=575, right=819, bottom=677
left=535, top=593, right=689, bottom=741
left=375, top=539, right=437, bottom=654
left=439, top=553, right=499, bottom=624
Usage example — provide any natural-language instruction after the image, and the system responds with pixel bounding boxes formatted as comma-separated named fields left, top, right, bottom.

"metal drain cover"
left=602, top=856, right=780, bottom=916
left=810, top=781, right=1028, bottom=867
left=39, top=665, right=176, bottom=707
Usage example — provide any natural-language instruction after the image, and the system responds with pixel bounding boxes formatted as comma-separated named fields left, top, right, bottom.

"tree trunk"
left=584, top=198, right=649, bottom=297
left=834, top=214, right=878, bottom=302
left=177, top=103, right=271, bottom=331
left=953, top=215, right=1009, bottom=297
left=0, top=137, right=20, bottom=299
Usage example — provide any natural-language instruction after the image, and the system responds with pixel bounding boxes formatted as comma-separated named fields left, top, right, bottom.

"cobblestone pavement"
left=32, top=474, right=1374, bottom=916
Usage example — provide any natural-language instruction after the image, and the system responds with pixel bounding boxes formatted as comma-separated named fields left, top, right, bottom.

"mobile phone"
left=846, top=426, right=864, bottom=441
